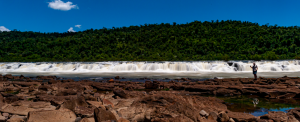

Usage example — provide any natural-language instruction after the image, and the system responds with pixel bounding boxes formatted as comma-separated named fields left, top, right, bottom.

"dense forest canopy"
left=0, top=20, right=300, bottom=62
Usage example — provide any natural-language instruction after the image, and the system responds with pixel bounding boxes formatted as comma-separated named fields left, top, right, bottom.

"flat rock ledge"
left=0, top=74, right=300, bottom=122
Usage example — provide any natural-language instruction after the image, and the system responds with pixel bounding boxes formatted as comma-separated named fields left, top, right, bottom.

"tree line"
left=0, top=20, right=300, bottom=62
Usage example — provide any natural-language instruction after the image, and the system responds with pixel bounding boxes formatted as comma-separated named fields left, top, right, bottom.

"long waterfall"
left=1, top=60, right=300, bottom=79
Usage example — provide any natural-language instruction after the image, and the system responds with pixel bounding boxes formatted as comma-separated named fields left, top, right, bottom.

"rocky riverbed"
left=0, top=74, right=300, bottom=122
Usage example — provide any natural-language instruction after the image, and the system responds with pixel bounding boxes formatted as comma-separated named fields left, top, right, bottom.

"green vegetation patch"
left=5, top=91, right=20, bottom=94
left=1, top=20, right=300, bottom=61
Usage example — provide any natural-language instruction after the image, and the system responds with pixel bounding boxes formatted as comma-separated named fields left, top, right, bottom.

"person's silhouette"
left=250, top=63, right=258, bottom=80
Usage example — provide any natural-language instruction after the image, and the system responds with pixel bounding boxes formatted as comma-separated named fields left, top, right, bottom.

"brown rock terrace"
left=0, top=74, right=300, bottom=122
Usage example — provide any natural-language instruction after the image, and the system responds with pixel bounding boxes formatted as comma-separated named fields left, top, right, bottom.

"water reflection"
left=252, top=98, right=259, bottom=107
left=216, top=95, right=300, bottom=116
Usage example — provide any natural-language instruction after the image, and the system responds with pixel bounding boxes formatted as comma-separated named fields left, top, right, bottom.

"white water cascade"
left=1, top=60, right=300, bottom=79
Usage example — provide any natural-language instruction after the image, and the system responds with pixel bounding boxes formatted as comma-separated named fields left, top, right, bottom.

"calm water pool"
left=215, top=95, right=300, bottom=116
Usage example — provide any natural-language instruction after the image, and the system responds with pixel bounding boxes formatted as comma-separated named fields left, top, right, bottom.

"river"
left=1, top=60, right=300, bottom=79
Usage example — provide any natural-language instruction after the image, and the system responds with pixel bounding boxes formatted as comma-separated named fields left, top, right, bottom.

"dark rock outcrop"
left=94, top=108, right=117, bottom=122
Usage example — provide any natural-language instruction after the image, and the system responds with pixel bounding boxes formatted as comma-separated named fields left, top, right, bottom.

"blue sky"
left=0, top=0, right=298, bottom=33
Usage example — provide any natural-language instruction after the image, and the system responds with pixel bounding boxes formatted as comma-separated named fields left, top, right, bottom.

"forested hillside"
left=1, top=20, right=300, bottom=62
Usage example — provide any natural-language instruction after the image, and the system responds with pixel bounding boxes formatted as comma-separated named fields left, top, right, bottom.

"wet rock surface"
left=0, top=75, right=300, bottom=121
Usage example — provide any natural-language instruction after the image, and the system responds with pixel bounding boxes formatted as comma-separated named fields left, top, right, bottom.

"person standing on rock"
left=250, top=62, right=258, bottom=80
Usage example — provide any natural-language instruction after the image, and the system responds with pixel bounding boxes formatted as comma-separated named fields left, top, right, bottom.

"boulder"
left=80, top=118, right=95, bottom=122
left=107, top=108, right=120, bottom=120
left=108, top=79, right=114, bottom=83
left=113, top=88, right=130, bottom=99
left=61, top=94, right=92, bottom=116
left=61, top=94, right=88, bottom=110
left=94, top=107, right=117, bottom=122
left=207, top=111, right=218, bottom=121
left=27, top=108, right=77, bottom=122
left=199, top=110, right=208, bottom=117
left=145, top=81, right=153, bottom=89
left=218, top=112, right=230, bottom=122
left=0, top=115, right=6, bottom=122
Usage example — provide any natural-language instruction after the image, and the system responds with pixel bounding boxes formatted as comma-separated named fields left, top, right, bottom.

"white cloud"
left=75, top=25, right=81, bottom=28
left=0, top=26, right=11, bottom=32
left=68, top=27, right=76, bottom=32
left=48, top=0, right=78, bottom=11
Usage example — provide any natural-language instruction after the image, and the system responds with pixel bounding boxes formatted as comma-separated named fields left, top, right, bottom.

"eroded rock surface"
left=27, top=108, right=77, bottom=122
left=0, top=75, right=300, bottom=122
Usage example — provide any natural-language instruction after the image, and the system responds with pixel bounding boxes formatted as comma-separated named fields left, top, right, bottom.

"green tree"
left=263, top=51, right=279, bottom=60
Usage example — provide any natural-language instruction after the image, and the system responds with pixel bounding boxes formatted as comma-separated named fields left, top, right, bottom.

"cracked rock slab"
left=27, top=108, right=76, bottom=122
left=0, top=103, right=56, bottom=116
